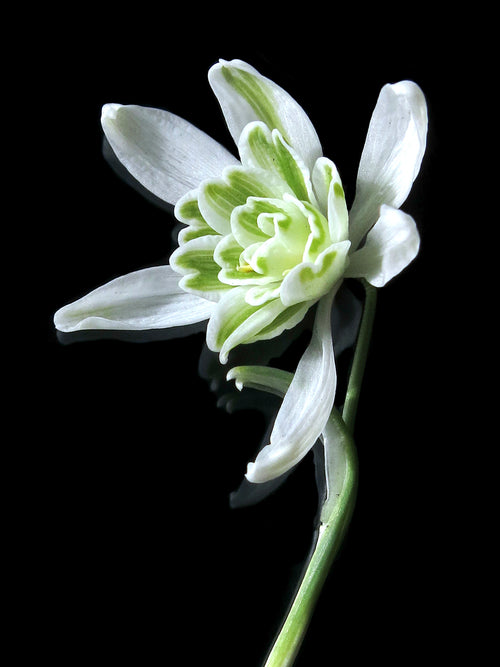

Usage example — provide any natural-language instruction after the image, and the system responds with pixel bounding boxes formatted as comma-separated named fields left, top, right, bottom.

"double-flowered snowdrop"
left=54, top=59, right=427, bottom=484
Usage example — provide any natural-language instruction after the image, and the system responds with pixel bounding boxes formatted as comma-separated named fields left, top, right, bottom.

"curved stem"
left=263, top=280, right=377, bottom=667
left=263, top=417, right=358, bottom=667
left=342, top=280, right=377, bottom=434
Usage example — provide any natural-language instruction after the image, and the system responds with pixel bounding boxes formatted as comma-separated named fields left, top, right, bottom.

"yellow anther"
left=237, top=263, right=254, bottom=273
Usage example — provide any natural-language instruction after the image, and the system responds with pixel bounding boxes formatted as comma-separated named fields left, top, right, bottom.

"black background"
left=26, top=5, right=476, bottom=666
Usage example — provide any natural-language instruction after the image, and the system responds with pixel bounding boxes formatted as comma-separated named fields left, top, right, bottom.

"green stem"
left=263, top=280, right=377, bottom=667
left=263, top=420, right=358, bottom=667
left=342, top=280, right=377, bottom=434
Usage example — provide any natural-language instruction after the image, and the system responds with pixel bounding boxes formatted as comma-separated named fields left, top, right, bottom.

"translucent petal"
left=208, top=59, right=322, bottom=170
left=54, top=265, right=213, bottom=332
left=101, top=104, right=239, bottom=205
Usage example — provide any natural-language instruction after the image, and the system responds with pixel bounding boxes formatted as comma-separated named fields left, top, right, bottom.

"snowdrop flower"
left=54, top=59, right=427, bottom=483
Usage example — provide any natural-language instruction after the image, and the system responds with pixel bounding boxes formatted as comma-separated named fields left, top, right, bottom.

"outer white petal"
left=246, top=287, right=338, bottom=483
left=345, top=205, right=420, bottom=287
left=54, top=265, right=214, bottom=332
left=208, top=59, right=322, bottom=170
left=101, top=104, right=239, bottom=205
left=349, top=81, right=427, bottom=249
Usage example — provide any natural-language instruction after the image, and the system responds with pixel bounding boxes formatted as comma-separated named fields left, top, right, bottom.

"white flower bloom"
left=54, top=59, right=427, bottom=483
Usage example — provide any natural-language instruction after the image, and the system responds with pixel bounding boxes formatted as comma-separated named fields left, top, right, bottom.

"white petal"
left=349, top=81, right=428, bottom=249
left=345, top=205, right=420, bottom=287
left=208, top=59, right=322, bottom=170
left=246, top=287, right=338, bottom=483
left=101, top=104, right=239, bottom=205
left=54, top=265, right=214, bottom=332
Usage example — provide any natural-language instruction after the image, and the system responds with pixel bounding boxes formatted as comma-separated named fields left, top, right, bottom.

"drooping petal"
left=208, top=59, right=322, bottom=170
left=345, top=205, right=420, bottom=287
left=227, top=365, right=354, bottom=521
left=246, top=288, right=338, bottom=483
left=54, top=265, right=214, bottom=332
left=349, top=81, right=428, bottom=249
left=226, top=366, right=355, bottom=522
left=101, top=104, right=239, bottom=206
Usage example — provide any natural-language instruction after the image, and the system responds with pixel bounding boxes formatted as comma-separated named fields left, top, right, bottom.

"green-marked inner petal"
left=175, top=191, right=206, bottom=225
left=280, top=241, right=350, bottom=307
left=170, top=235, right=229, bottom=300
left=230, top=197, right=275, bottom=248
left=175, top=190, right=220, bottom=245
left=207, top=287, right=283, bottom=362
left=239, top=122, right=311, bottom=201
left=214, top=234, right=278, bottom=287
left=299, top=200, right=331, bottom=262
left=328, top=177, right=349, bottom=243
left=245, top=283, right=282, bottom=306
left=246, top=301, right=310, bottom=343
left=199, top=166, right=285, bottom=236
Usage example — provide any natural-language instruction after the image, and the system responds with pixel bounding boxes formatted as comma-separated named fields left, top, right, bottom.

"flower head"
left=170, top=118, right=351, bottom=363
left=54, top=59, right=427, bottom=483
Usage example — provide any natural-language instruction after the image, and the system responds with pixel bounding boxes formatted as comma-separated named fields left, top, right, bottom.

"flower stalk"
left=342, top=280, right=378, bottom=433
left=264, top=415, right=358, bottom=667
left=263, top=280, right=377, bottom=667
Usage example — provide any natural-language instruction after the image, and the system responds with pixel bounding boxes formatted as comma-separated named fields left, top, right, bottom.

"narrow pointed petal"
left=101, top=104, right=239, bottom=206
left=345, top=205, right=420, bottom=287
left=208, top=59, right=322, bottom=170
left=349, top=81, right=428, bottom=248
left=54, top=265, right=213, bottom=332
left=246, top=288, right=338, bottom=483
